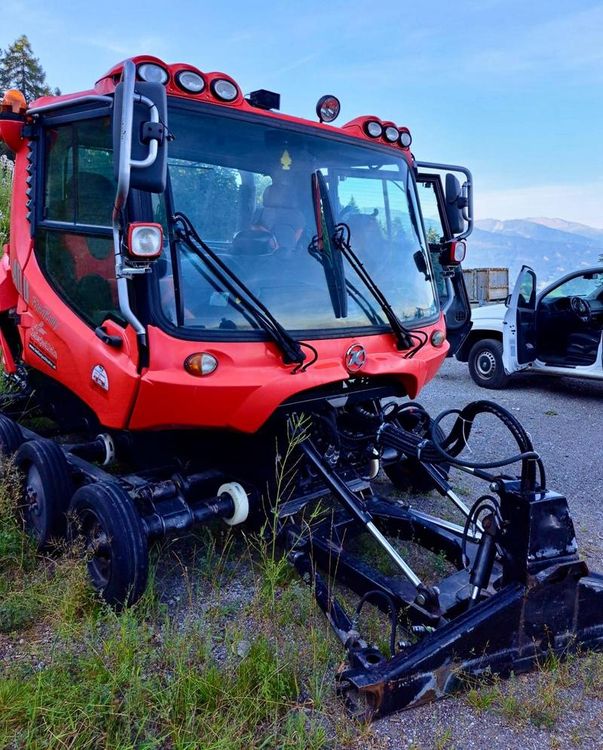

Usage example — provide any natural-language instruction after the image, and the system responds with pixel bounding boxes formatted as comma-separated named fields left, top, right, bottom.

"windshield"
left=154, top=105, right=438, bottom=335
left=546, top=272, right=603, bottom=301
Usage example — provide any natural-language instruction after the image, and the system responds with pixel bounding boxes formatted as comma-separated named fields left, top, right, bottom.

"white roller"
left=219, top=482, right=249, bottom=526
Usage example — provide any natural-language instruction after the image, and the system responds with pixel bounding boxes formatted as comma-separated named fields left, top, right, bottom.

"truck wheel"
left=468, top=339, right=510, bottom=389
left=15, top=439, right=74, bottom=548
left=69, top=482, right=148, bottom=609
left=0, top=415, right=23, bottom=458
left=383, top=409, right=449, bottom=493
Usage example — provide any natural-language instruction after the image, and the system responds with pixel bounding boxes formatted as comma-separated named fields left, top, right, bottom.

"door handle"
left=95, top=326, right=123, bottom=348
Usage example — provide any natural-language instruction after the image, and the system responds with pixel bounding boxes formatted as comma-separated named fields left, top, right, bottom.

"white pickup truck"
left=455, top=265, right=603, bottom=388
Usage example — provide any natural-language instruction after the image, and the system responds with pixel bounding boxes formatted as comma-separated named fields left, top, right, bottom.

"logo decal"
left=280, top=149, right=292, bottom=170
left=345, top=343, right=367, bottom=373
left=91, top=364, right=109, bottom=391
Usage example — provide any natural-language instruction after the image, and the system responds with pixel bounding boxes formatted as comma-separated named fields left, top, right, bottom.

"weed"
left=434, top=727, right=455, bottom=749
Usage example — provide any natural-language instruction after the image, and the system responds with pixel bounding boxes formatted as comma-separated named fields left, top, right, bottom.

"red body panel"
left=2, top=55, right=441, bottom=434
left=18, top=257, right=140, bottom=428
left=0, top=252, right=18, bottom=310
left=129, top=320, right=448, bottom=433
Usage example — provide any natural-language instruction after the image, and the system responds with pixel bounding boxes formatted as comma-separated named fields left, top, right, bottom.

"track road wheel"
left=468, top=338, right=510, bottom=389
left=384, top=409, right=449, bottom=493
left=0, top=415, right=23, bottom=460
left=15, top=438, right=74, bottom=548
left=69, top=482, right=148, bottom=609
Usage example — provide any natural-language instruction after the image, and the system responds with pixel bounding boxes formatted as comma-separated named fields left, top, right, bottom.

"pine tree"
left=0, top=35, right=56, bottom=103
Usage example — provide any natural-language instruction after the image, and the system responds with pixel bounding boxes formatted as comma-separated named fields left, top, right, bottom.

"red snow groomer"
left=0, top=57, right=601, bottom=719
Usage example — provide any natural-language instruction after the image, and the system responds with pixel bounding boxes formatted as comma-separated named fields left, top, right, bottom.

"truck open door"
left=415, top=164, right=473, bottom=356
left=502, top=265, right=537, bottom=373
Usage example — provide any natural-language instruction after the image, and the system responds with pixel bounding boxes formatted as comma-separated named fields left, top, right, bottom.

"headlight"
left=211, top=78, right=239, bottom=101
left=127, top=223, right=163, bottom=259
left=176, top=70, right=205, bottom=94
left=316, top=95, right=341, bottom=123
left=137, top=63, right=169, bottom=85
left=399, top=130, right=412, bottom=148
left=384, top=126, right=399, bottom=142
left=365, top=121, right=383, bottom=138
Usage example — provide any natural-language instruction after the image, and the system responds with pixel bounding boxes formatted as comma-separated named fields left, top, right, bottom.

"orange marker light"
left=184, top=353, right=218, bottom=377
left=1, top=89, right=27, bottom=115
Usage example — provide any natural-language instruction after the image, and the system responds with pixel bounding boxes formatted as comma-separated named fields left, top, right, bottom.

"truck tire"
left=15, top=438, right=74, bottom=548
left=468, top=339, right=510, bottom=389
left=69, top=482, right=148, bottom=609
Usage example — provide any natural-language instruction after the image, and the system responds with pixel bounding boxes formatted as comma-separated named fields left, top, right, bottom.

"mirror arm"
left=112, top=59, right=147, bottom=346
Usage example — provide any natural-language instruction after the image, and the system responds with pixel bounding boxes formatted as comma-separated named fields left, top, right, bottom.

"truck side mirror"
left=445, top=173, right=467, bottom=236
left=112, top=77, right=168, bottom=194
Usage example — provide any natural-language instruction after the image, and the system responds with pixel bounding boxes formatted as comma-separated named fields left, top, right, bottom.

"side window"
left=38, top=117, right=117, bottom=327
left=517, top=272, right=536, bottom=309
left=417, top=180, right=449, bottom=307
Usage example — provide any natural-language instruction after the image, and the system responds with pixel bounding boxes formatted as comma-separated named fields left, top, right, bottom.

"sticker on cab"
left=91, top=364, right=109, bottom=391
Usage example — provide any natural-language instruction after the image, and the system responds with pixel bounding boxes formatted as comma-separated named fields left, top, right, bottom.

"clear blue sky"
left=2, top=0, right=602, bottom=226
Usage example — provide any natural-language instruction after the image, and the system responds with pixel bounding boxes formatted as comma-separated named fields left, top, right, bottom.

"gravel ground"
left=370, top=359, right=603, bottom=750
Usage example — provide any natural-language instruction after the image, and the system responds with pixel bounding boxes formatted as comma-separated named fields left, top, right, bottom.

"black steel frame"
left=4, top=387, right=603, bottom=721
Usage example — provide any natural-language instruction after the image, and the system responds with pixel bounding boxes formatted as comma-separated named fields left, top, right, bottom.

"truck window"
left=37, top=117, right=117, bottom=327
left=417, top=180, right=449, bottom=308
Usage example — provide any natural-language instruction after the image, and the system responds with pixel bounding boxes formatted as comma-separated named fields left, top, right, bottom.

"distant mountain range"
left=464, top=218, right=603, bottom=288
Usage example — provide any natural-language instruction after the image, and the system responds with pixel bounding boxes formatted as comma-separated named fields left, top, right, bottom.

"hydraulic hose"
left=379, top=400, right=544, bottom=493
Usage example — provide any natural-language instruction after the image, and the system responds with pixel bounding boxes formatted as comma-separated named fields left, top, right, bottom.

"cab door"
left=415, top=171, right=471, bottom=355
left=21, top=111, right=141, bottom=429
left=502, top=265, right=537, bottom=373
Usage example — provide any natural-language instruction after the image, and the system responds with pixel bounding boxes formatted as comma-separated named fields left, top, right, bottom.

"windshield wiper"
left=307, top=242, right=384, bottom=326
left=311, top=170, right=414, bottom=350
left=171, top=212, right=306, bottom=368
left=310, top=171, right=348, bottom=318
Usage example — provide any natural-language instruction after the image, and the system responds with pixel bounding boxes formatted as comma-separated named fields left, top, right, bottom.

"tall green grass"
left=0, top=459, right=348, bottom=749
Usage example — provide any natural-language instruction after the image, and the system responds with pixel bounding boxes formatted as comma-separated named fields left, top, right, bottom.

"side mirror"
left=504, top=293, right=512, bottom=307
left=112, top=78, right=168, bottom=194
left=445, top=173, right=467, bottom=236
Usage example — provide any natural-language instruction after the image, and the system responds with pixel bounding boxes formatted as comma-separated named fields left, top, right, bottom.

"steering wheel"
left=570, top=296, right=592, bottom=323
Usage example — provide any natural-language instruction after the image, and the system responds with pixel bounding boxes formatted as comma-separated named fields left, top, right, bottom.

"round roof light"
left=176, top=70, right=205, bottom=94
left=316, top=95, right=341, bottom=123
left=137, top=63, right=169, bottom=85
left=399, top=130, right=412, bottom=148
left=384, top=126, right=399, bottom=142
left=365, top=121, right=383, bottom=138
left=211, top=78, right=239, bottom=101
